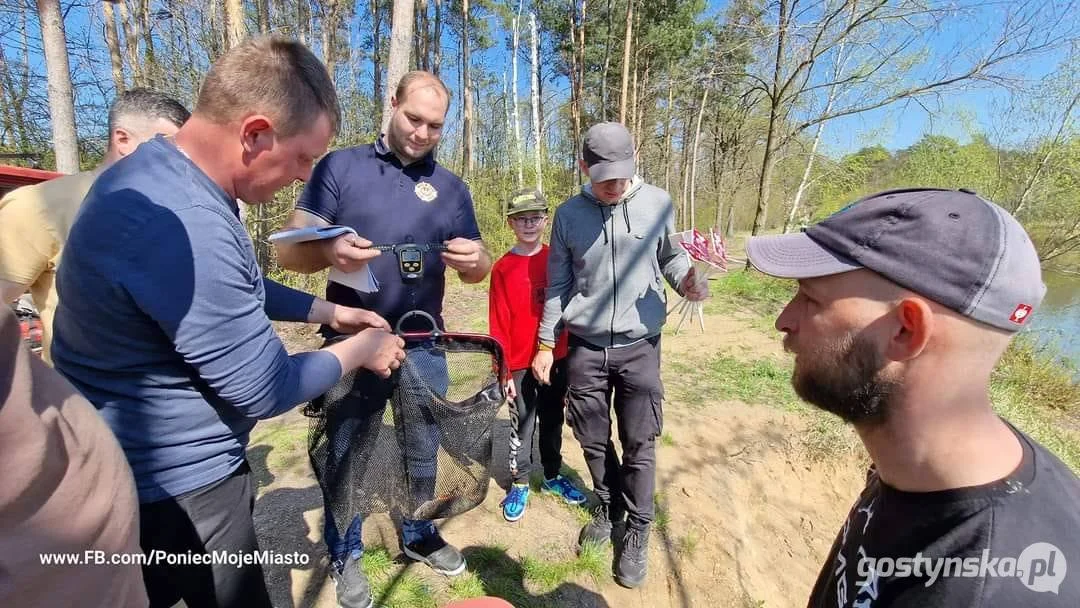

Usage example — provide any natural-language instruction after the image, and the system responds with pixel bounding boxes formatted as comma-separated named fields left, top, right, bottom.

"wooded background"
left=3, top=0, right=1079, bottom=275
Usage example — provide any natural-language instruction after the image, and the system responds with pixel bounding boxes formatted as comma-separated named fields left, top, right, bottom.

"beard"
left=789, top=331, right=901, bottom=426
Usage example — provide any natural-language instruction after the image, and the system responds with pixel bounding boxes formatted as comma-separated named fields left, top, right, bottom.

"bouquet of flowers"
left=668, top=227, right=729, bottom=334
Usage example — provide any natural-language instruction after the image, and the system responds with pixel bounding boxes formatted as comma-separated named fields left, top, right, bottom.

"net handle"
left=395, top=309, right=442, bottom=337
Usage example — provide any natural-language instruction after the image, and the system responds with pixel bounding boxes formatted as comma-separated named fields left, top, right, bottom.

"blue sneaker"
left=501, top=484, right=530, bottom=522
left=541, top=475, right=587, bottom=505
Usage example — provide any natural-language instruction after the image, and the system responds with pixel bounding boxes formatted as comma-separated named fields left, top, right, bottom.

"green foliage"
left=993, top=336, right=1080, bottom=413
left=653, top=492, right=671, bottom=531
left=705, top=269, right=796, bottom=318
left=520, top=542, right=607, bottom=592
left=802, top=132, right=1080, bottom=266
left=362, top=547, right=437, bottom=608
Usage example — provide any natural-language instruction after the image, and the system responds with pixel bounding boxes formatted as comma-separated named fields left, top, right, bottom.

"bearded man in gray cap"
left=746, top=188, right=1080, bottom=607
left=531, top=122, right=707, bottom=588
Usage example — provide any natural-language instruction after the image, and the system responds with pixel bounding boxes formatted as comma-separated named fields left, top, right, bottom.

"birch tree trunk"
left=118, top=0, right=142, bottom=86
left=372, top=0, right=384, bottom=121
left=432, top=0, right=442, bottom=75
left=511, top=16, right=524, bottom=189
left=383, top=0, right=416, bottom=131
left=297, top=0, right=308, bottom=44
left=600, top=0, right=613, bottom=119
left=226, top=0, right=245, bottom=48
left=37, top=0, right=80, bottom=173
left=663, top=82, right=673, bottom=193
left=225, top=0, right=249, bottom=225
left=138, top=0, right=156, bottom=87
left=618, top=0, right=633, bottom=123
left=689, top=87, right=709, bottom=231
left=461, top=0, right=473, bottom=179
left=530, top=11, right=543, bottom=192
left=257, top=0, right=271, bottom=34
left=568, top=4, right=580, bottom=183
left=103, top=1, right=125, bottom=93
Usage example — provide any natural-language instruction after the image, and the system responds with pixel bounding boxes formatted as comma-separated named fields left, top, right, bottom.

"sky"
left=2, top=0, right=1075, bottom=158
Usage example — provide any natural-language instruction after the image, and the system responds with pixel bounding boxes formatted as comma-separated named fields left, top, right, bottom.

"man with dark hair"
left=0, top=87, right=190, bottom=363
left=52, top=36, right=405, bottom=607
left=746, top=188, right=1080, bottom=607
left=276, top=69, right=491, bottom=608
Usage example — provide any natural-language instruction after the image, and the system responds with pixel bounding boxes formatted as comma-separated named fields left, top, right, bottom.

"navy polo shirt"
left=297, top=138, right=482, bottom=332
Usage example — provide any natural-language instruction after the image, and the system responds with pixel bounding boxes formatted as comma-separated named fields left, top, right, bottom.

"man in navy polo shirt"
left=276, top=70, right=491, bottom=608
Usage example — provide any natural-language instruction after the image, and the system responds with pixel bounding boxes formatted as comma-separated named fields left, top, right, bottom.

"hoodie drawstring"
left=599, top=205, right=609, bottom=244
left=622, top=202, right=631, bottom=234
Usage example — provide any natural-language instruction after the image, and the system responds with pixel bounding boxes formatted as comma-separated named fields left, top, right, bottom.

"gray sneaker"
left=402, top=533, right=467, bottom=576
left=615, top=525, right=650, bottom=588
left=330, top=555, right=373, bottom=608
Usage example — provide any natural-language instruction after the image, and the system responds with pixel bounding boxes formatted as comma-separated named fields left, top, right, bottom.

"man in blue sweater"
left=52, top=37, right=405, bottom=608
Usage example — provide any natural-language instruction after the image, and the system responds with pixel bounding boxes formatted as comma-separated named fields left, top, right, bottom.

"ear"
left=390, top=94, right=400, bottom=111
left=112, top=128, right=133, bottom=156
left=578, top=159, right=590, bottom=176
left=885, top=297, right=934, bottom=362
left=240, top=115, right=274, bottom=153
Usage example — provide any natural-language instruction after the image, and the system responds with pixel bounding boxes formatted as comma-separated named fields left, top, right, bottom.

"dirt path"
left=252, top=295, right=866, bottom=608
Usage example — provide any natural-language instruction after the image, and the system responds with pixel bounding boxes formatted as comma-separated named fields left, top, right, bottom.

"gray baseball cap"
left=746, top=188, right=1046, bottom=332
left=582, top=122, right=635, bottom=182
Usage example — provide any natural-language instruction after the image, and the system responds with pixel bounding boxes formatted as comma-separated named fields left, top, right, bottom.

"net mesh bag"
left=307, top=317, right=508, bottom=529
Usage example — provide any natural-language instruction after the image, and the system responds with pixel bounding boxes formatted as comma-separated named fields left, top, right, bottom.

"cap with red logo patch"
left=746, top=188, right=1046, bottom=332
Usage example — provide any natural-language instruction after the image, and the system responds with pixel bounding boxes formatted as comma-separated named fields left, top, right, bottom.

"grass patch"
left=800, top=412, right=861, bottom=462
left=993, top=337, right=1080, bottom=413
left=362, top=548, right=435, bottom=608
left=569, top=503, right=594, bottom=526
left=654, top=492, right=671, bottom=532
left=446, top=572, right=487, bottom=600
left=988, top=335, right=1080, bottom=473
left=372, top=575, right=436, bottom=608
left=703, top=354, right=800, bottom=410
left=361, top=546, right=395, bottom=577
left=676, top=529, right=700, bottom=558
left=360, top=547, right=437, bottom=608
left=706, top=270, right=794, bottom=318
left=660, top=432, right=677, bottom=447
left=993, top=384, right=1080, bottom=474
left=520, top=541, right=607, bottom=593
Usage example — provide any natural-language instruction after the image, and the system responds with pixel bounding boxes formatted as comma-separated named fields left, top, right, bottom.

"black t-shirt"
left=808, top=423, right=1080, bottom=607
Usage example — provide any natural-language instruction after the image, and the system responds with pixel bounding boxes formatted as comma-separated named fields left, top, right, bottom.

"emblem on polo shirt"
left=414, top=181, right=438, bottom=202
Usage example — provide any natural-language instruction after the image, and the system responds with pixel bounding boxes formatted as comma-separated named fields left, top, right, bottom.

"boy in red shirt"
left=489, top=189, right=587, bottom=521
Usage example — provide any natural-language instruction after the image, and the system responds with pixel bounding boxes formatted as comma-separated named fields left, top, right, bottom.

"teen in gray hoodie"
left=532, top=122, right=708, bottom=589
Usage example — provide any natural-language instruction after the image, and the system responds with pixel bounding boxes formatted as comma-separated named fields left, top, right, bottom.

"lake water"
left=1025, top=270, right=1080, bottom=369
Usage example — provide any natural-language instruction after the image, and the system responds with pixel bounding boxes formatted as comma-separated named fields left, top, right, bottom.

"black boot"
left=577, top=503, right=626, bottom=551
left=614, top=525, right=650, bottom=588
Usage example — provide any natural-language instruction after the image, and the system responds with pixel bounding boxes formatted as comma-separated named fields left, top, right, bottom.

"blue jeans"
left=322, top=345, right=449, bottom=563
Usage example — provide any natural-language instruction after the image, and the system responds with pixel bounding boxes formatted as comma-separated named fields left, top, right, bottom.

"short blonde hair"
left=394, top=71, right=452, bottom=107
left=195, top=36, right=340, bottom=137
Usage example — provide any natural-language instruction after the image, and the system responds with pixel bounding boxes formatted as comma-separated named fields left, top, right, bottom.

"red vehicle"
left=1, top=164, right=63, bottom=356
